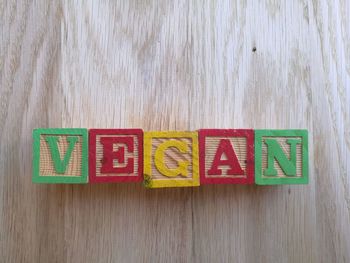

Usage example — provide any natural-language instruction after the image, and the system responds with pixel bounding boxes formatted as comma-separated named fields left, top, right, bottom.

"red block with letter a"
left=199, top=129, right=254, bottom=184
left=89, top=129, right=143, bottom=183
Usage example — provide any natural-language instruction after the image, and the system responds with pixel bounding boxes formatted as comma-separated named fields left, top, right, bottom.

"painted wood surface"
left=32, top=128, right=89, bottom=184
left=0, top=0, right=349, bottom=262
left=144, top=131, right=200, bottom=188
left=89, top=129, right=143, bottom=183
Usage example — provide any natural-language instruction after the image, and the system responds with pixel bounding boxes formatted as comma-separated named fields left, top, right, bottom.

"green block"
left=255, top=129, right=308, bottom=185
left=32, top=128, right=88, bottom=184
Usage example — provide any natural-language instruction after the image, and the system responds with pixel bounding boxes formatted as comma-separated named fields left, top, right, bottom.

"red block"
left=199, top=129, right=254, bottom=184
left=89, top=129, right=143, bottom=183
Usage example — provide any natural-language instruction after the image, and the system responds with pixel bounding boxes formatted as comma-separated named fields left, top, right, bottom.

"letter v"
left=45, top=136, right=79, bottom=174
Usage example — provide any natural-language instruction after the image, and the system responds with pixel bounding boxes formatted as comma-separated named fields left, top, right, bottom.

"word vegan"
left=32, top=129, right=308, bottom=187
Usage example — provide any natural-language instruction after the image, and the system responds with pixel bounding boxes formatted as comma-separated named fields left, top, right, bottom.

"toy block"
left=89, top=129, right=143, bottom=183
left=199, top=129, right=254, bottom=184
left=32, top=128, right=88, bottom=184
left=143, top=131, right=200, bottom=188
left=255, top=130, right=308, bottom=185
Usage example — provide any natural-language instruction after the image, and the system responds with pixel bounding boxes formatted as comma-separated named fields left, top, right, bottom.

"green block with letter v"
left=255, top=129, right=308, bottom=185
left=32, top=128, right=88, bottom=184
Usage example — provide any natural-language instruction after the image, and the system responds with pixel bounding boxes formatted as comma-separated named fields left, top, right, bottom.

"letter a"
left=208, top=139, right=244, bottom=175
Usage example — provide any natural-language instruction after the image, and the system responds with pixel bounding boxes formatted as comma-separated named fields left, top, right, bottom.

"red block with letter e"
left=89, top=129, right=143, bottom=183
left=199, top=129, right=254, bottom=184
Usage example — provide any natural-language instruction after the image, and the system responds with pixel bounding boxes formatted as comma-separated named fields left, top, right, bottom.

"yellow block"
left=143, top=131, right=200, bottom=188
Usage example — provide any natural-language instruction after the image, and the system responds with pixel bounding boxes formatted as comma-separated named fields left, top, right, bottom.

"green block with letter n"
left=255, top=129, right=308, bottom=185
left=32, top=128, right=88, bottom=184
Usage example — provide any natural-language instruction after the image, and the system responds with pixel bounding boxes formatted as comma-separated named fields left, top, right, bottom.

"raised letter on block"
left=199, top=129, right=254, bottom=184
left=255, top=129, right=308, bottom=185
left=89, top=129, right=143, bottom=183
left=32, top=128, right=88, bottom=184
left=143, top=131, right=200, bottom=188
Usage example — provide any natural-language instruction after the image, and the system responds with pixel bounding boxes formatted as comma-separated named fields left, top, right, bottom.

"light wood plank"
left=0, top=0, right=349, bottom=262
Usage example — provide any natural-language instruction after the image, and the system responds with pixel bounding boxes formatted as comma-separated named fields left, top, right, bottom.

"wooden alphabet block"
left=199, top=129, right=254, bottom=184
left=32, top=128, right=88, bottom=184
left=143, top=131, right=200, bottom=188
left=89, top=129, right=143, bottom=183
left=255, top=129, right=308, bottom=185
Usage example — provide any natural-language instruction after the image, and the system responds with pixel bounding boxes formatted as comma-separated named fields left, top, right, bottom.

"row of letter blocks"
left=33, top=129, right=308, bottom=187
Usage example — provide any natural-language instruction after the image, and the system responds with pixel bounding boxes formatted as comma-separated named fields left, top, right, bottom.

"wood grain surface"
left=1, top=0, right=349, bottom=262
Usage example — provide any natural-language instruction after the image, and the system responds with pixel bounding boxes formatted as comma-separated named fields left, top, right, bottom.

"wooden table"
left=1, top=1, right=349, bottom=262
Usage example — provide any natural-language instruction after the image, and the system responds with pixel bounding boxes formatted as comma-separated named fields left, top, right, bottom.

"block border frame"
left=199, top=129, right=255, bottom=184
left=32, top=128, right=88, bottom=184
left=144, top=131, right=200, bottom=188
left=88, top=129, right=143, bottom=183
left=255, top=129, right=309, bottom=185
